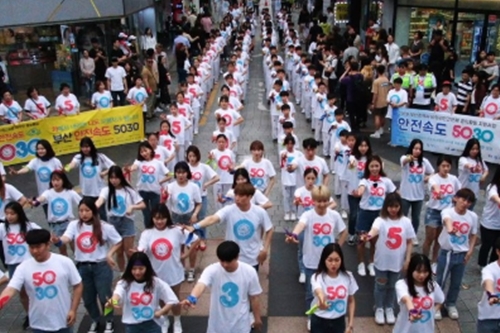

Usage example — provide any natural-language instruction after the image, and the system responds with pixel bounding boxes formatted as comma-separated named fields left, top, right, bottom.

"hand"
left=106, top=255, right=117, bottom=269
left=285, top=235, right=299, bottom=244
left=345, top=326, right=354, bottom=333
left=257, top=250, right=268, bottom=265
left=50, top=234, right=60, bottom=244
left=408, top=309, right=423, bottom=322
left=489, top=294, right=500, bottom=306
left=126, top=206, right=133, bottom=215
left=67, top=310, right=76, bottom=326
left=182, top=225, right=195, bottom=233
left=464, top=252, right=472, bottom=264
left=180, top=299, right=196, bottom=309
left=318, top=298, right=329, bottom=310
left=253, top=318, right=263, bottom=331
left=8, top=167, right=17, bottom=175
left=190, top=214, right=198, bottom=224
left=154, top=310, right=163, bottom=318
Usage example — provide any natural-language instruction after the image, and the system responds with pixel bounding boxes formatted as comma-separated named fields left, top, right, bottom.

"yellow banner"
left=0, top=105, right=144, bottom=166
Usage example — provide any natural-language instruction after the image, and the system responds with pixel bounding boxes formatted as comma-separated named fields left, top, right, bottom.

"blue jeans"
left=374, top=267, right=400, bottom=309
left=347, top=195, right=360, bottom=235
left=32, top=328, right=72, bottom=333
left=477, top=319, right=500, bottom=333
left=298, top=230, right=305, bottom=274
left=78, top=261, right=113, bottom=322
left=356, top=209, right=380, bottom=232
left=436, top=249, right=466, bottom=306
left=401, top=199, right=423, bottom=234
left=138, top=191, right=160, bottom=229
left=125, top=320, right=161, bottom=333
left=304, top=268, right=317, bottom=310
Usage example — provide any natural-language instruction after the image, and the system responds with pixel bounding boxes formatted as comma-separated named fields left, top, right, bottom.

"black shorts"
left=373, top=107, right=388, bottom=117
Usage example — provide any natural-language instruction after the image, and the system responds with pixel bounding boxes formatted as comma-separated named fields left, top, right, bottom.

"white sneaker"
left=173, top=317, right=183, bottom=333
left=357, top=263, right=366, bottom=276
left=290, top=213, right=297, bottom=221
left=104, top=321, right=114, bottom=333
left=162, top=316, right=170, bottom=333
left=307, top=318, right=311, bottom=331
left=412, top=238, right=419, bottom=246
left=187, top=269, right=195, bottom=282
left=385, top=308, right=396, bottom=324
left=88, top=322, right=99, bottom=333
left=341, top=210, right=348, bottom=219
left=368, top=263, right=376, bottom=277
left=299, top=272, right=306, bottom=284
left=375, top=308, right=385, bottom=325
left=284, top=213, right=291, bottom=221
left=431, top=262, right=437, bottom=275
left=331, top=170, right=336, bottom=175
left=434, top=309, right=442, bottom=321
left=379, top=128, right=384, bottom=135
left=347, top=234, right=356, bottom=246
left=447, top=305, right=459, bottom=320
left=370, top=132, right=381, bottom=139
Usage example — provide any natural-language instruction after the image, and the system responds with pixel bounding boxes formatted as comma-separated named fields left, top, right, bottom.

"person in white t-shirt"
left=280, top=134, right=303, bottom=221
left=434, top=81, right=457, bottom=114
left=0, top=229, right=83, bottom=333
left=458, top=138, right=488, bottom=210
left=393, top=254, right=444, bottom=333
left=386, top=77, right=408, bottom=121
left=209, top=134, right=236, bottom=209
left=288, top=138, right=330, bottom=187
left=159, top=120, right=179, bottom=171
left=434, top=188, right=478, bottom=320
left=479, top=84, right=500, bottom=119
left=223, top=169, right=273, bottom=210
left=163, top=103, right=192, bottom=162
left=400, top=139, right=435, bottom=245
left=24, top=87, right=52, bottom=119
left=181, top=241, right=263, bottom=333
left=55, top=83, right=80, bottom=116
left=55, top=198, right=122, bottom=333
left=91, top=80, right=113, bottom=110
left=240, top=140, right=276, bottom=195
left=33, top=170, right=81, bottom=257
left=105, top=57, right=128, bottom=106
left=360, top=193, right=415, bottom=325
left=478, top=169, right=500, bottom=268
left=309, top=243, right=357, bottom=333
left=0, top=90, right=23, bottom=124
left=107, top=252, right=179, bottom=333
left=212, top=117, right=237, bottom=152
left=477, top=237, right=500, bottom=331
left=422, top=155, right=461, bottom=274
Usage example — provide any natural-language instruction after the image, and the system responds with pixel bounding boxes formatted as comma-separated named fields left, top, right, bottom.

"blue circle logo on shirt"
left=81, top=162, right=97, bottom=179
left=37, top=166, right=51, bottom=183
left=99, top=97, right=110, bottom=108
left=177, top=193, right=190, bottom=213
left=135, top=92, right=146, bottom=103
left=233, top=219, right=255, bottom=240
left=51, top=198, right=68, bottom=217
left=390, top=95, right=401, bottom=104
left=112, top=195, right=126, bottom=215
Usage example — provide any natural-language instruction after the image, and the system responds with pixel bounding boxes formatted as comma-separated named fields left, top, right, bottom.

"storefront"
left=394, top=0, right=500, bottom=65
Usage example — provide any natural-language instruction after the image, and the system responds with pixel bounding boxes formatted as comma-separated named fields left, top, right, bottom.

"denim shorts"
left=356, top=209, right=381, bottom=232
left=108, top=216, right=136, bottom=237
left=49, top=221, right=70, bottom=237
left=171, top=211, right=194, bottom=226
left=7, top=263, right=19, bottom=278
left=125, top=320, right=161, bottom=333
left=424, top=208, right=442, bottom=228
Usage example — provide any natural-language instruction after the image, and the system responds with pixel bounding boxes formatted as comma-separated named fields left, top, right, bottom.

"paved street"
left=0, top=9, right=486, bottom=333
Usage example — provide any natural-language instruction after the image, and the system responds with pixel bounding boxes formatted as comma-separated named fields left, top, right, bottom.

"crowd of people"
left=0, top=3, right=499, bottom=333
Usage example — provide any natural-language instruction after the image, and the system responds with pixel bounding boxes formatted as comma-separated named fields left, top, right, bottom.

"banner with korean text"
left=0, top=105, right=144, bottom=166
left=391, top=109, right=500, bottom=164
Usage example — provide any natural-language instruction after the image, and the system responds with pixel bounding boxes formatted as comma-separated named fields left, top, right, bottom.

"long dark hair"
left=232, top=168, right=251, bottom=189
left=489, top=167, right=500, bottom=196
left=406, top=253, right=434, bottom=297
left=79, top=137, right=100, bottom=167
left=49, top=170, right=73, bottom=190
left=107, top=166, right=133, bottom=211
left=122, top=252, right=156, bottom=293
left=4, top=201, right=30, bottom=235
left=314, top=243, right=347, bottom=278
left=362, top=155, right=387, bottom=178
left=406, top=139, right=424, bottom=167
left=148, top=204, right=174, bottom=230
left=352, top=135, right=372, bottom=160
left=77, top=197, right=104, bottom=246
left=36, top=139, right=56, bottom=161
left=461, top=138, right=483, bottom=166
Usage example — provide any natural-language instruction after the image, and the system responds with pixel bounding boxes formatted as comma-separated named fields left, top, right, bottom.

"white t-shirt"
left=167, top=114, right=191, bottom=143
left=210, top=148, right=235, bottom=184
left=299, top=209, right=346, bottom=269
left=189, top=163, right=218, bottom=197
left=400, top=157, right=435, bottom=201
left=386, top=88, right=408, bottom=119
left=41, top=189, right=81, bottom=223
left=55, top=94, right=80, bottom=115
left=435, top=92, right=458, bottom=114
left=334, top=143, right=351, bottom=180
left=0, top=183, right=24, bottom=220
left=198, top=262, right=262, bottom=333
left=71, top=154, right=114, bottom=197
left=27, top=157, right=63, bottom=196
left=91, top=91, right=113, bottom=109
left=241, top=158, right=276, bottom=192
left=99, top=187, right=143, bottom=217
left=294, top=186, right=316, bottom=216
left=321, top=105, right=338, bottom=133
left=215, top=204, right=273, bottom=266
left=310, top=272, right=358, bottom=319
left=63, top=220, right=122, bottom=262
left=105, top=66, right=127, bottom=91
left=127, top=87, right=148, bottom=112
left=328, top=120, right=351, bottom=149
left=346, top=156, right=367, bottom=194
left=458, top=156, right=488, bottom=195
left=373, top=217, right=416, bottom=272
left=8, top=254, right=82, bottom=331
left=481, top=185, right=500, bottom=230
left=438, top=207, right=478, bottom=252
left=0, top=162, right=5, bottom=177
left=114, top=277, right=178, bottom=325
left=159, top=134, right=177, bottom=157
left=478, top=262, right=500, bottom=320
left=280, top=149, right=303, bottom=186
left=293, top=155, right=330, bottom=187
left=0, top=222, right=41, bottom=264
left=0, top=101, right=23, bottom=123
left=138, top=226, right=194, bottom=286
left=426, top=174, right=461, bottom=211
left=133, top=159, right=169, bottom=193
left=166, top=181, right=202, bottom=215
left=393, top=279, right=444, bottom=333
left=214, top=108, right=242, bottom=133
left=481, top=95, right=500, bottom=119
left=24, top=96, right=51, bottom=119
left=359, top=177, right=397, bottom=211
left=177, top=103, right=193, bottom=119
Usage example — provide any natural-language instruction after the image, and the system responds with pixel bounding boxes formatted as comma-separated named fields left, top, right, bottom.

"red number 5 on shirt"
left=385, top=227, right=403, bottom=250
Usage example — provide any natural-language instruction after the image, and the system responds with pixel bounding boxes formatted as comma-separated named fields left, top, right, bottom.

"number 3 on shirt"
left=220, top=282, right=239, bottom=308
left=385, top=227, right=403, bottom=250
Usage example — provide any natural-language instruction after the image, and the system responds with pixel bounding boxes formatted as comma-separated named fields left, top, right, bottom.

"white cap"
left=118, top=32, right=128, bottom=39
left=128, top=35, right=137, bottom=41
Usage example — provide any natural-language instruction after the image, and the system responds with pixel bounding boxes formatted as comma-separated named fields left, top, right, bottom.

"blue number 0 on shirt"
left=219, top=282, right=239, bottom=308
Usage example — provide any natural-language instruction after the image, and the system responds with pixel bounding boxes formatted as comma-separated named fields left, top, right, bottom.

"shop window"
left=458, top=0, right=500, bottom=11
left=398, top=0, right=455, bottom=9
left=408, top=8, right=454, bottom=44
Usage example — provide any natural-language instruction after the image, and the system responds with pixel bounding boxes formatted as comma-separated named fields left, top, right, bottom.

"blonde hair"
left=311, top=185, right=331, bottom=201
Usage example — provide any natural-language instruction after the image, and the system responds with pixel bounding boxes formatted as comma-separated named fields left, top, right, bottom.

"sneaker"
left=368, top=263, right=375, bottom=277
left=162, top=316, right=170, bottom=333
left=370, top=132, right=381, bottom=139
left=104, top=321, right=114, bottom=333
left=412, top=238, right=419, bottom=246
left=357, top=263, right=366, bottom=276
left=341, top=210, right=348, bottom=219
left=290, top=213, right=297, bottom=221
left=331, top=170, right=336, bottom=175
left=431, top=262, right=437, bottom=275
left=22, top=316, right=30, bottom=330
left=284, top=213, right=291, bottom=221
left=447, top=305, right=459, bottom=320
left=173, top=317, right=183, bottom=333
left=379, top=128, right=384, bottom=135
left=187, top=269, right=195, bottom=282
left=385, top=308, right=396, bottom=324
left=435, top=309, right=442, bottom=321
left=375, top=308, right=385, bottom=325
left=299, top=272, right=306, bottom=284
left=307, top=318, right=311, bottom=331
left=87, top=321, right=98, bottom=333
left=347, top=234, right=356, bottom=246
